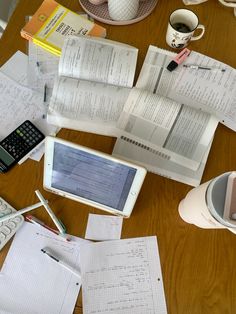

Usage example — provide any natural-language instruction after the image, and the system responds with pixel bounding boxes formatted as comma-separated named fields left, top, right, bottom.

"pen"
left=0, top=201, right=44, bottom=224
left=183, top=64, right=226, bottom=72
left=44, top=84, right=47, bottom=102
left=41, top=248, right=81, bottom=278
left=35, top=190, right=66, bottom=234
left=36, top=61, right=43, bottom=75
left=26, top=215, right=70, bottom=241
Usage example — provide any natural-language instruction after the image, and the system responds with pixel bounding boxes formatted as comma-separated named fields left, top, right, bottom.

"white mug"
left=108, top=0, right=139, bottom=21
left=166, top=8, right=205, bottom=49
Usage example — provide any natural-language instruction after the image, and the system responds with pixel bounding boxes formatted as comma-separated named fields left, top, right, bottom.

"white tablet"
left=43, top=136, right=147, bottom=217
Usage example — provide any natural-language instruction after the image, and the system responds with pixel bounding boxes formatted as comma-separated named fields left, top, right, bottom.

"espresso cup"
left=166, top=8, right=205, bottom=49
left=108, top=0, right=139, bottom=21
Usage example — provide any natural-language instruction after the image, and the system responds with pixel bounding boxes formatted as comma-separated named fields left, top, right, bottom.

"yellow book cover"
left=21, top=0, right=106, bottom=56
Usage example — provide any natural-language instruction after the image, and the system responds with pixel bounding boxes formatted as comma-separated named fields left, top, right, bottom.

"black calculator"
left=0, top=120, right=45, bottom=173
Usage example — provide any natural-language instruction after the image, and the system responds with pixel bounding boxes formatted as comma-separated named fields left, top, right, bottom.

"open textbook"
left=47, top=36, right=218, bottom=172
left=136, top=45, right=236, bottom=131
left=47, top=35, right=136, bottom=136
left=113, top=45, right=236, bottom=186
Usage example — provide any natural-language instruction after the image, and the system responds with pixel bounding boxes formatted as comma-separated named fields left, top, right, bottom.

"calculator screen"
left=0, top=146, right=15, bottom=166
left=51, top=142, right=137, bottom=211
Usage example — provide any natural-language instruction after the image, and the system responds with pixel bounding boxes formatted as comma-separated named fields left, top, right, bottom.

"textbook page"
left=59, top=35, right=138, bottom=88
left=48, top=76, right=130, bottom=136
left=0, top=222, right=86, bottom=314
left=80, top=236, right=167, bottom=314
left=137, top=45, right=236, bottom=131
left=113, top=137, right=213, bottom=187
left=116, top=88, right=218, bottom=171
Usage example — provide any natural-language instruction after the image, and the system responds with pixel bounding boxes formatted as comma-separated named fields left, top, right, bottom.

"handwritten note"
left=85, top=214, right=123, bottom=241
left=80, top=236, right=167, bottom=314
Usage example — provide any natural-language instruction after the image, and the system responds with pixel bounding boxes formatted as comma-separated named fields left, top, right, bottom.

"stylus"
left=35, top=190, right=66, bottom=234
left=41, top=248, right=81, bottom=278
left=0, top=201, right=44, bottom=224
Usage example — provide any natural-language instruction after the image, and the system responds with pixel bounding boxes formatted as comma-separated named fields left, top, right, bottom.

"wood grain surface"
left=0, top=1, right=236, bottom=313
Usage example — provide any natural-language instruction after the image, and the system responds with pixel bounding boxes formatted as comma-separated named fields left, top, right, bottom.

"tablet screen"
left=51, top=142, right=137, bottom=211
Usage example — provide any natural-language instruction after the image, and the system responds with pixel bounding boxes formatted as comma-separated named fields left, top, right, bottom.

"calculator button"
left=7, top=221, right=17, bottom=229
left=0, top=232, right=6, bottom=241
left=0, top=204, right=7, bottom=211
left=14, top=217, right=22, bottom=223
left=0, top=209, right=11, bottom=217
left=2, top=226, right=11, bottom=235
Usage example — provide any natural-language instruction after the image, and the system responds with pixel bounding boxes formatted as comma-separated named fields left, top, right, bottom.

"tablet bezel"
left=43, top=136, right=147, bottom=218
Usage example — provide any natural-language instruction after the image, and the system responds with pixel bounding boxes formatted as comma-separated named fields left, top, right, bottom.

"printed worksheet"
left=80, top=236, right=167, bottom=314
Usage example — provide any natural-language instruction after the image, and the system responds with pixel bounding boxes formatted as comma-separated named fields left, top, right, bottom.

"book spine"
left=20, top=30, right=33, bottom=42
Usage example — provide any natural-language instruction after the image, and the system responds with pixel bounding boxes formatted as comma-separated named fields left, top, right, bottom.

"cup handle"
left=190, top=24, right=205, bottom=41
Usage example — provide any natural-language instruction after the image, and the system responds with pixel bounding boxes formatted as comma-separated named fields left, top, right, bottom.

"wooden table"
left=0, top=0, right=236, bottom=313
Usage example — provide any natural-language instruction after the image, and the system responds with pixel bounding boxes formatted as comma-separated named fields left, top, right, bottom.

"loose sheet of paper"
left=80, top=236, right=167, bottom=314
left=0, top=51, right=58, bottom=161
left=0, top=222, right=86, bottom=314
left=85, top=214, right=123, bottom=241
left=28, top=41, right=59, bottom=91
left=0, top=50, right=28, bottom=85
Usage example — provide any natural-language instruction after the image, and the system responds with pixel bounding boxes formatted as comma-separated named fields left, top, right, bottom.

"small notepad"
left=85, top=214, right=123, bottom=241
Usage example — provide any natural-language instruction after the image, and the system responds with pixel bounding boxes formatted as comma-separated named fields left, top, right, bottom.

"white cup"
left=178, top=172, right=236, bottom=234
left=108, top=0, right=139, bottom=21
left=166, top=8, right=205, bottom=49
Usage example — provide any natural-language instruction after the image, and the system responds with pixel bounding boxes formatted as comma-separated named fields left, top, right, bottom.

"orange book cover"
left=21, top=0, right=106, bottom=56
